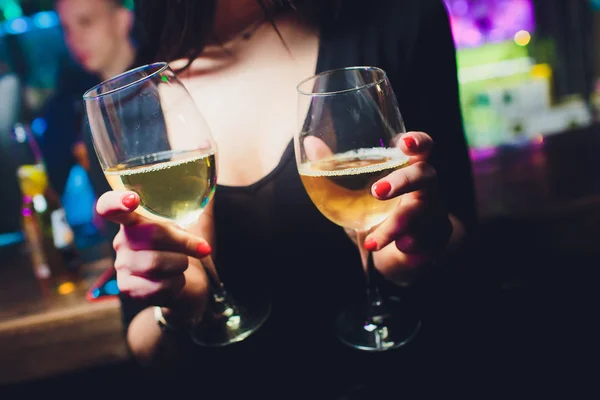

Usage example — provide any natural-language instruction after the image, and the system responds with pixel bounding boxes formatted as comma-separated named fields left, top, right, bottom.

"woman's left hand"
left=364, top=131, right=453, bottom=278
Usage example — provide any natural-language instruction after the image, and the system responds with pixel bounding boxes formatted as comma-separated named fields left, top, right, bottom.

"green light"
left=161, top=76, right=168, bottom=83
left=1, top=0, right=23, bottom=20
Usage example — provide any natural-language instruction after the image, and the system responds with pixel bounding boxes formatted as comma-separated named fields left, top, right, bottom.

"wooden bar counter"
left=0, top=243, right=129, bottom=386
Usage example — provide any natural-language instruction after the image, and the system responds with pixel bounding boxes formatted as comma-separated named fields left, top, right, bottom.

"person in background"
left=0, top=64, right=22, bottom=136
left=38, top=0, right=136, bottom=240
left=95, top=0, right=478, bottom=398
left=57, top=0, right=135, bottom=85
left=0, top=64, right=25, bottom=235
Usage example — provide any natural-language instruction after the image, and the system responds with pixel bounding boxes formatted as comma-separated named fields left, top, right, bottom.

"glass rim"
left=83, top=62, right=169, bottom=100
left=296, top=66, right=387, bottom=97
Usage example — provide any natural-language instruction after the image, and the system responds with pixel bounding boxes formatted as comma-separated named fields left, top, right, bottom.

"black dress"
left=111, top=0, right=479, bottom=398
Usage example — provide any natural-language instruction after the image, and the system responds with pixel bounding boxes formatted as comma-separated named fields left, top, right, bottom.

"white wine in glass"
left=84, top=62, right=269, bottom=347
left=295, top=66, right=421, bottom=352
left=105, top=149, right=216, bottom=227
left=299, top=148, right=408, bottom=231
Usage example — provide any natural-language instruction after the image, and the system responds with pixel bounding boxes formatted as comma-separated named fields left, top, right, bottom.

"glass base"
left=189, top=295, right=270, bottom=347
left=335, top=297, right=421, bottom=352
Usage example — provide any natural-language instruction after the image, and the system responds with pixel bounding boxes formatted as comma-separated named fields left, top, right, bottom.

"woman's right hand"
left=96, top=190, right=213, bottom=323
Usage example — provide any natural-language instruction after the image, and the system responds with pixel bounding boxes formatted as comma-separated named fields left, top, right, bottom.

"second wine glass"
left=83, top=62, right=270, bottom=346
left=295, top=66, right=422, bottom=351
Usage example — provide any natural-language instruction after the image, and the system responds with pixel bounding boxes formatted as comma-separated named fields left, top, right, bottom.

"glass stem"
left=178, top=221, right=238, bottom=318
left=200, top=255, right=239, bottom=318
left=355, top=229, right=387, bottom=325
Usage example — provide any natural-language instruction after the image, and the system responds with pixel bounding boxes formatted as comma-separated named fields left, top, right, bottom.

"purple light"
left=444, top=0, right=535, bottom=49
left=469, top=146, right=498, bottom=161
left=22, top=208, right=32, bottom=217
left=452, top=0, right=469, bottom=16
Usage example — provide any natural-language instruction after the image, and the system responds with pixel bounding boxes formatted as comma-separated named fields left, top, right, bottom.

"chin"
left=80, top=60, right=100, bottom=75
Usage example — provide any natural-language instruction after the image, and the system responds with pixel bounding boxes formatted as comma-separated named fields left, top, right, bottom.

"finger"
left=364, top=198, right=423, bottom=252
left=114, top=249, right=189, bottom=278
left=116, top=270, right=186, bottom=306
left=395, top=132, right=433, bottom=163
left=96, top=191, right=142, bottom=226
left=393, top=232, right=444, bottom=255
left=366, top=196, right=452, bottom=254
left=303, top=136, right=334, bottom=162
left=371, top=161, right=437, bottom=200
left=118, top=222, right=212, bottom=259
left=377, top=251, right=433, bottom=285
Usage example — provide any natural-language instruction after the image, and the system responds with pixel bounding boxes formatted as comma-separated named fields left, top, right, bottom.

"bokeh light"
left=514, top=30, right=531, bottom=46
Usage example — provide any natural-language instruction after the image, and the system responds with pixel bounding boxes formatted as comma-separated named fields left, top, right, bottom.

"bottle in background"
left=11, top=122, right=81, bottom=293
left=38, top=187, right=82, bottom=275
left=21, top=195, right=51, bottom=281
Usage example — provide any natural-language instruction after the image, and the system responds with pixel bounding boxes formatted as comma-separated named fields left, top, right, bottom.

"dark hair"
left=133, top=0, right=336, bottom=70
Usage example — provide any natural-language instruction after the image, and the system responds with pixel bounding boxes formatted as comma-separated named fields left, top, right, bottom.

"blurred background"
left=0, top=0, right=598, bottom=395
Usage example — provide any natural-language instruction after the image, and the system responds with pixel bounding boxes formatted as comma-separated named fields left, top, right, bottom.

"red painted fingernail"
left=364, top=238, right=378, bottom=251
left=403, top=136, right=417, bottom=150
left=373, top=181, right=392, bottom=197
left=197, top=242, right=212, bottom=256
left=121, top=193, right=138, bottom=208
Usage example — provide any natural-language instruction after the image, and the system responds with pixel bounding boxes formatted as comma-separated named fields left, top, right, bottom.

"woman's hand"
left=96, top=190, right=213, bottom=325
left=365, top=131, right=453, bottom=280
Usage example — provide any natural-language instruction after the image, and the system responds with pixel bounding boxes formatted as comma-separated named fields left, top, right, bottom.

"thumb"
left=303, top=136, right=334, bottom=162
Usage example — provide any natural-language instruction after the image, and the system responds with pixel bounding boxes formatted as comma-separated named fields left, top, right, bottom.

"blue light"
left=0, top=232, right=24, bottom=247
left=105, top=280, right=120, bottom=295
left=6, top=17, right=29, bottom=35
left=0, top=11, right=60, bottom=37
left=92, top=288, right=101, bottom=298
left=33, top=11, right=59, bottom=29
left=31, top=118, right=47, bottom=136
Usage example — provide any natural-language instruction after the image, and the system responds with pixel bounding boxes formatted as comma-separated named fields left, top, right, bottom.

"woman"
left=96, top=0, right=477, bottom=397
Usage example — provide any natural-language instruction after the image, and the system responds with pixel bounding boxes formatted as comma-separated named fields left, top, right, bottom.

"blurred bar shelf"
left=0, top=244, right=129, bottom=386
left=473, top=123, right=600, bottom=221
left=471, top=122, right=600, bottom=264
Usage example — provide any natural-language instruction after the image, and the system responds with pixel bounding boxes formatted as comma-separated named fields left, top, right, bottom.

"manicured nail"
left=197, top=242, right=212, bottom=256
left=121, top=193, right=138, bottom=209
left=364, top=238, right=378, bottom=251
left=373, top=181, right=392, bottom=197
left=403, top=136, right=417, bottom=150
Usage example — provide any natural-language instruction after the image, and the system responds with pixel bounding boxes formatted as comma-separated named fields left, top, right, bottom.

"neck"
left=100, top=40, right=136, bottom=81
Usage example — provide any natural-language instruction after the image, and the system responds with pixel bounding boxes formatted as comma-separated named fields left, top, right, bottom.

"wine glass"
left=295, top=66, right=422, bottom=351
left=83, top=62, right=270, bottom=347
